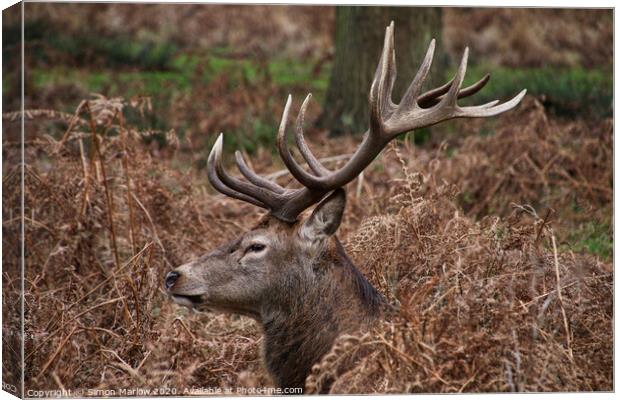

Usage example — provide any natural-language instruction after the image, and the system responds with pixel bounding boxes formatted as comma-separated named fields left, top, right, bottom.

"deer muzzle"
left=164, top=267, right=208, bottom=309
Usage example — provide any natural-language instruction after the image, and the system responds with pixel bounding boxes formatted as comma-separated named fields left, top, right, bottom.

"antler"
left=208, top=21, right=526, bottom=222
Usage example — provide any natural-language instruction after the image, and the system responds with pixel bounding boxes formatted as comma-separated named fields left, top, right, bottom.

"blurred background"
left=3, top=4, right=613, bottom=151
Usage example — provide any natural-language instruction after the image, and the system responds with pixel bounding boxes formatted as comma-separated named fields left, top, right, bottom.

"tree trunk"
left=317, top=6, right=446, bottom=135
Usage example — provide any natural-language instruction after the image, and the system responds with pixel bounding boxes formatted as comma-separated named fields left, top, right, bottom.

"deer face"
left=164, top=190, right=346, bottom=319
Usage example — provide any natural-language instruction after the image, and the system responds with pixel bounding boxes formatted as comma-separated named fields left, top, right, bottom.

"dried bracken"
left=2, top=93, right=611, bottom=394
left=438, top=97, right=612, bottom=221
left=309, top=166, right=611, bottom=393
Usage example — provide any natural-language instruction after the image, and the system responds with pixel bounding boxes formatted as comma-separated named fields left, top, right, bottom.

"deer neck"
left=259, top=237, right=384, bottom=390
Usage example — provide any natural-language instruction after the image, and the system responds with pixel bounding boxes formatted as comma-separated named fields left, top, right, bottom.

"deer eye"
left=247, top=243, right=266, bottom=253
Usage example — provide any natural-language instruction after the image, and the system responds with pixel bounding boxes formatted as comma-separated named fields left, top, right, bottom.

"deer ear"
left=300, top=189, right=346, bottom=241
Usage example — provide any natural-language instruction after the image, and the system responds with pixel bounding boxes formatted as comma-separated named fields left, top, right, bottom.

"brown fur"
left=166, top=194, right=389, bottom=391
left=260, top=236, right=386, bottom=390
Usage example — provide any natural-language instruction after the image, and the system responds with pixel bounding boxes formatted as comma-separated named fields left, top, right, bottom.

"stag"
left=164, top=22, right=525, bottom=391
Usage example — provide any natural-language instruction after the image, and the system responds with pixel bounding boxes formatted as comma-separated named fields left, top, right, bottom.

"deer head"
left=165, top=188, right=346, bottom=319
left=164, top=22, right=525, bottom=389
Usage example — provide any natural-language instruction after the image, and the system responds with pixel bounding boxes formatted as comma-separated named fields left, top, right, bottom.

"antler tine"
left=417, top=75, right=453, bottom=106
left=234, top=150, right=287, bottom=194
left=386, top=43, right=526, bottom=136
left=276, top=95, right=316, bottom=188
left=207, top=134, right=268, bottom=208
left=398, top=38, right=436, bottom=111
left=370, top=21, right=397, bottom=136
left=209, top=133, right=292, bottom=211
left=279, top=93, right=386, bottom=191
left=417, top=73, right=490, bottom=108
left=457, top=89, right=527, bottom=117
left=294, top=94, right=330, bottom=176
left=440, top=47, right=469, bottom=107
left=208, top=131, right=324, bottom=223
left=383, top=21, right=398, bottom=114
left=432, top=46, right=527, bottom=118
left=456, top=74, right=490, bottom=98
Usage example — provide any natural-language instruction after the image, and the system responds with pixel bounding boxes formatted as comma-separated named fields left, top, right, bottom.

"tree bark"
left=317, top=6, right=446, bottom=135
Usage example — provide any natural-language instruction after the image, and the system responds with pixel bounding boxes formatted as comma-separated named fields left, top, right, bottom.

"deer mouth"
left=169, top=294, right=204, bottom=309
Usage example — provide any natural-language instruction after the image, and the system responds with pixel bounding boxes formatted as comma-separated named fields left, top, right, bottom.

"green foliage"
left=566, top=221, right=613, bottom=260
left=21, top=18, right=180, bottom=70
left=412, top=128, right=431, bottom=145
left=394, top=128, right=432, bottom=146
left=268, top=58, right=328, bottom=91
left=21, top=51, right=331, bottom=153
left=28, top=68, right=191, bottom=132
left=460, top=64, right=612, bottom=118
left=17, top=34, right=611, bottom=153
left=460, top=191, right=475, bottom=206
left=225, top=118, right=279, bottom=155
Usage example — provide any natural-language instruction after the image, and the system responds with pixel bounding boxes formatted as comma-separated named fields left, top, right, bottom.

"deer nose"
left=165, top=271, right=180, bottom=290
